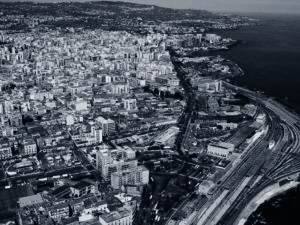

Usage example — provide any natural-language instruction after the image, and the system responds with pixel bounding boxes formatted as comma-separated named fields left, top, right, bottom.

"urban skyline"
left=0, top=1, right=299, bottom=225
left=3, top=0, right=300, bottom=14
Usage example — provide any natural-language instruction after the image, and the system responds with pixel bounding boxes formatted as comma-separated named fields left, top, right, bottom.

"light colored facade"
left=83, top=201, right=108, bottom=214
left=70, top=181, right=95, bottom=197
left=111, top=165, right=149, bottom=190
left=256, top=113, right=266, bottom=124
left=70, top=125, right=102, bottom=146
left=99, top=207, right=132, bottom=225
left=96, top=149, right=138, bottom=181
left=75, top=99, right=88, bottom=111
left=22, top=138, right=37, bottom=155
left=123, top=99, right=137, bottom=111
left=205, top=33, right=221, bottom=43
left=216, top=122, right=238, bottom=130
left=96, top=117, right=115, bottom=136
left=0, top=139, right=12, bottom=160
left=111, top=82, right=130, bottom=95
left=48, top=203, right=69, bottom=219
left=19, top=194, right=44, bottom=208
left=207, top=142, right=234, bottom=158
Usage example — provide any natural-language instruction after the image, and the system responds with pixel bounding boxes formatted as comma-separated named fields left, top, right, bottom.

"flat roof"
left=100, top=207, right=131, bottom=223
left=209, top=142, right=234, bottom=150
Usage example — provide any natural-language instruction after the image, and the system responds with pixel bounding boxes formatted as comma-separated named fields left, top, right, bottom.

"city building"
left=21, top=138, right=37, bottom=155
left=96, top=149, right=138, bottom=181
left=123, top=98, right=137, bottom=111
left=74, top=99, right=88, bottom=111
left=48, top=202, right=70, bottom=219
left=207, top=142, right=235, bottom=158
left=256, top=113, right=266, bottom=124
left=96, top=117, right=116, bottom=136
left=0, top=137, right=12, bottom=160
left=19, top=194, right=44, bottom=208
left=98, top=207, right=132, bottom=225
left=111, top=165, right=149, bottom=190
left=70, top=181, right=95, bottom=197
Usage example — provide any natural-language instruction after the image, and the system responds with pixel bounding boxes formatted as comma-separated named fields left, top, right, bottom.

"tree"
left=160, top=91, right=165, bottom=100
left=22, top=115, right=34, bottom=125
left=136, top=151, right=141, bottom=159
left=165, top=91, right=172, bottom=98
left=69, top=205, right=73, bottom=217
left=143, top=85, right=150, bottom=92
left=174, top=91, right=183, bottom=100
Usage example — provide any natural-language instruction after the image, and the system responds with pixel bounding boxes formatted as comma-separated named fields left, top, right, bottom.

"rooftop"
left=99, top=207, right=131, bottom=223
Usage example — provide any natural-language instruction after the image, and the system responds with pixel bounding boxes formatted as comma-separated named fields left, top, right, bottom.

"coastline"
left=235, top=181, right=300, bottom=225
left=275, top=97, right=300, bottom=116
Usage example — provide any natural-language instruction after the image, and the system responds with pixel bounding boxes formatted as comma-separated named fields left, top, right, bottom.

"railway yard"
left=184, top=82, right=300, bottom=225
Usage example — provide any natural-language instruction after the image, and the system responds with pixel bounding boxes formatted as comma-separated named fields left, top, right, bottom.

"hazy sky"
left=106, top=0, right=300, bottom=14
left=4, top=0, right=300, bottom=14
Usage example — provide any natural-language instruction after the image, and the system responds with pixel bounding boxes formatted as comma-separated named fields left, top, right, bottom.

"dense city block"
left=0, top=1, right=299, bottom=225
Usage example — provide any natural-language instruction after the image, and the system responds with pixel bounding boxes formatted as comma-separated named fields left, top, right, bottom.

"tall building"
left=96, top=117, right=116, bottom=136
left=207, top=96, right=219, bottom=113
left=111, top=82, right=130, bottom=95
left=123, top=99, right=137, bottom=111
left=205, top=34, right=221, bottom=43
left=96, top=149, right=138, bottom=181
left=111, top=165, right=149, bottom=190
left=0, top=137, right=12, bottom=160
left=215, top=80, right=222, bottom=92
left=94, top=127, right=103, bottom=143
left=107, top=119, right=116, bottom=135
left=21, top=138, right=37, bottom=156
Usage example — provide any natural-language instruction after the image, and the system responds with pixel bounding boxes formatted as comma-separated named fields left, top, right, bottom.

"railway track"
left=216, top=82, right=300, bottom=225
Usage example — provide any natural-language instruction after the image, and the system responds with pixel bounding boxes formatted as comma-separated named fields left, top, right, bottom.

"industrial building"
left=207, top=142, right=235, bottom=158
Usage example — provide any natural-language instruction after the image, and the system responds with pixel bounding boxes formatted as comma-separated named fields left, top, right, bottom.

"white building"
left=256, top=113, right=266, bottom=124
left=123, top=99, right=137, bottom=111
left=96, top=117, right=116, bottom=136
left=207, top=142, right=234, bottom=158
left=83, top=201, right=108, bottom=215
left=22, top=138, right=37, bottom=155
left=19, top=194, right=44, bottom=208
left=66, top=114, right=75, bottom=125
left=75, top=99, right=88, bottom=111
left=216, top=122, right=238, bottom=130
left=111, top=165, right=149, bottom=190
left=111, top=82, right=130, bottom=95
left=99, top=207, right=132, bottom=225
left=96, top=149, right=138, bottom=181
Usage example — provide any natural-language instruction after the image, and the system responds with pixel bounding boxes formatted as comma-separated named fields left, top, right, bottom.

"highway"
left=171, top=56, right=197, bottom=157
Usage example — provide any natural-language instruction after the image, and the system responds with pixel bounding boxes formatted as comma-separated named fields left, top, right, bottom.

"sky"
left=3, top=0, right=300, bottom=15
left=106, top=0, right=300, bottom=14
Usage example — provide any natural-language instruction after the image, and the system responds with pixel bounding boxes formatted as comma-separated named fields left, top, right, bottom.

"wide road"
left=0, top=165, right=86, bottom=187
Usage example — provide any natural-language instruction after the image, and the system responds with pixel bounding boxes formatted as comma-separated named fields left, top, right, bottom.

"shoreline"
left=234, top=181, right=300, bottom=225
